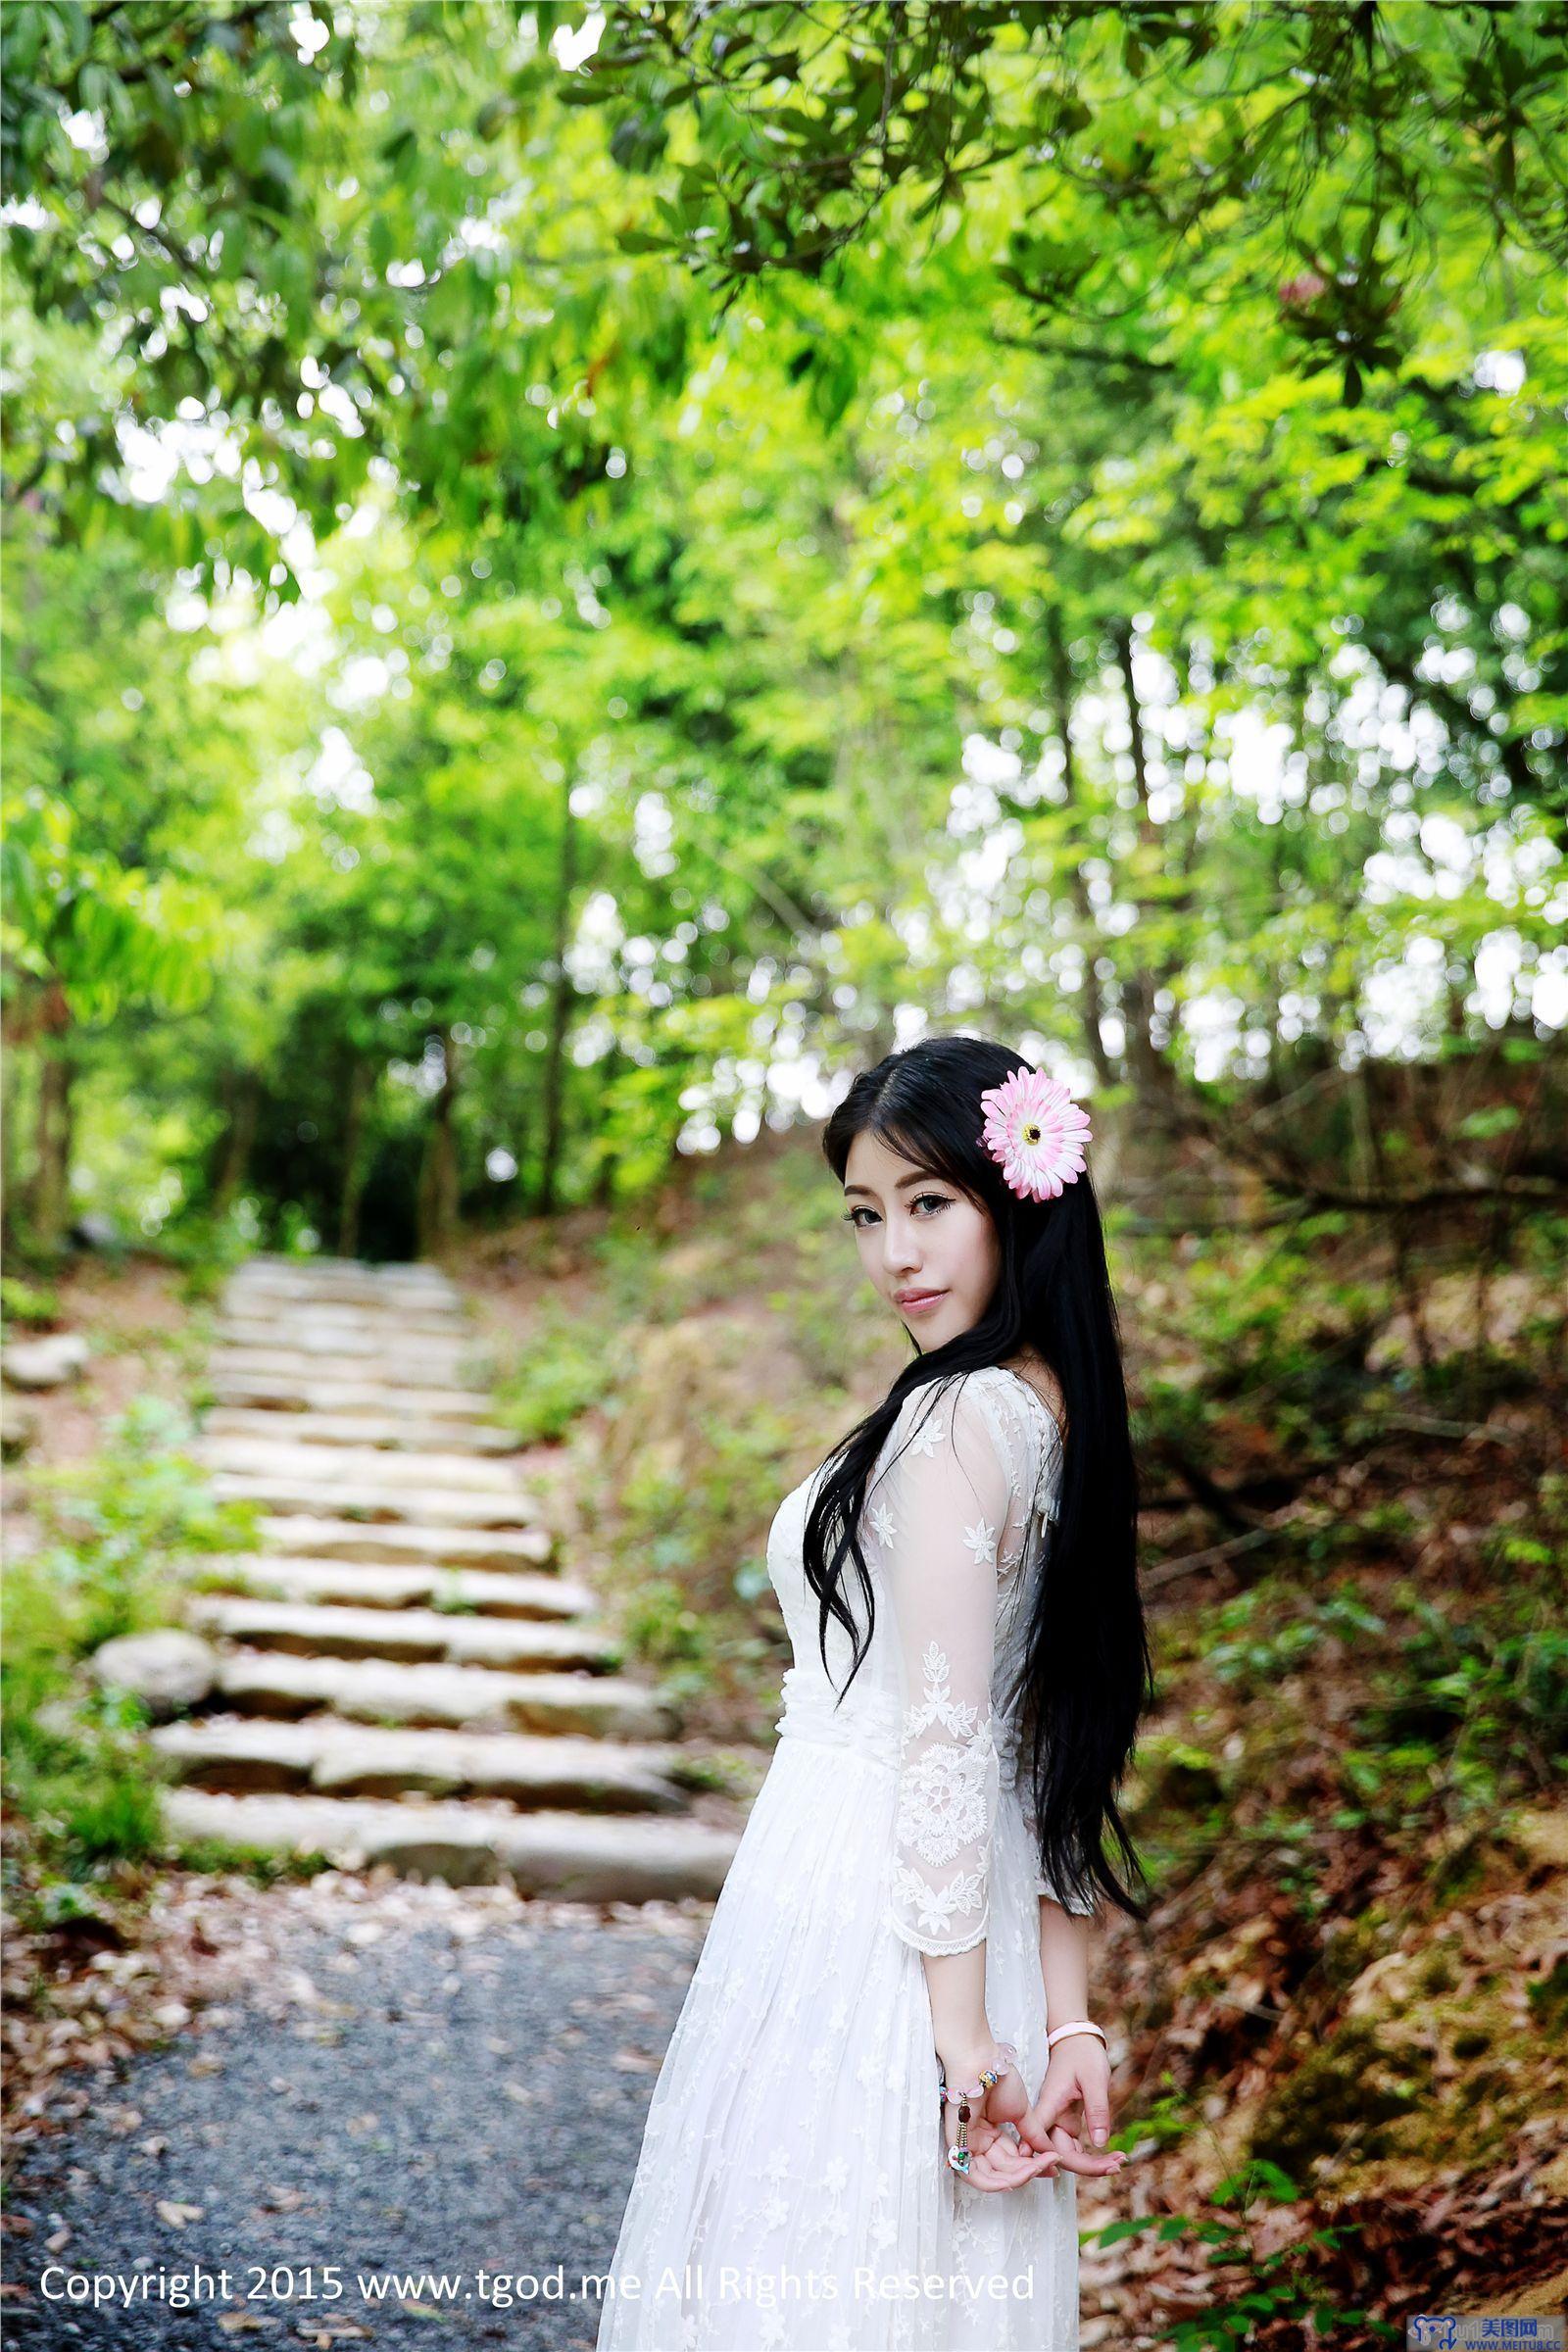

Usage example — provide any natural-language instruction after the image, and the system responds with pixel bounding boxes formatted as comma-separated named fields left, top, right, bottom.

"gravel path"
left=3, top=1879, right=709, bottom=2350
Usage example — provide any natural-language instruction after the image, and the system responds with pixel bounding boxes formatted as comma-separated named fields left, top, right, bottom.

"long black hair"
left=804, top=1033, right=1153, bottom=1921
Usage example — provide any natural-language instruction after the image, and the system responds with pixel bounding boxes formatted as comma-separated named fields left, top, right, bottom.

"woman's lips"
left=897, top=1290, right=946, bottom=1313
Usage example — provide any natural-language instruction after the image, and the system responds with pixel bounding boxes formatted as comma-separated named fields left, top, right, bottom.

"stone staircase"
left=157, top=1253, right=743, bottom=1901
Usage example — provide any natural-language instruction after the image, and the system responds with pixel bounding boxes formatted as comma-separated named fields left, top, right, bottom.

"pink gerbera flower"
left=978, top=1066, right=1092, bottom=1202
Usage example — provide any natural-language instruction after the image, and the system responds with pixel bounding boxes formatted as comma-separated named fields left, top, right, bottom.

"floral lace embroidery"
left=963, top=1517, right=999, bottom=1567
left=906, top=1409, right=948, bottom=1459
left=880, top=1374, right=1023, bottom=1956
left=891, top=1636, right=1003, bottom=1939
left=898, top=1645, right=995, bottom=1853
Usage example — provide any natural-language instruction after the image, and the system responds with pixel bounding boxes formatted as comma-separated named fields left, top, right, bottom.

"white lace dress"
left=595, top=1365, right=1095, bottom=2352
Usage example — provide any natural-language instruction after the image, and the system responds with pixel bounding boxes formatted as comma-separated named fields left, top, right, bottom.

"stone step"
left=187, top=1252, right=719, bottom=1911
left=192, top=1554, right=592, bottom=1620
left=222, top=1270, right=463, bottom=1299
left=161, top=1788, right=740, bottom=1899
left=187, top=1595, right=620, bottom=1672
left=215, top=1649, right=675, bottom=1739
left=220, top=1317, right=472, bottom=1354
left=206, top=1469, right=542, bottom=1530
left=212, top=1347, right=494, bottom=1393
left=227, top=1279, right=458, bottom=1305
left=194, top=1435, right=527, bottom=1490
left=218, top=1302, right=473, bottom=1337
left=226, top=1257, right=459, bottom=1298
left=222, top=1290, right=463, bottom=1318
left=226, top=1295, right=458, bottom=1316
left=199, top=1407, right=520, bottom=1455
left=207, top=1373, right=502, bottom=1422
left=217, top=1313, right=472, bottom=1348
left=251, top=1514, right=555, bottom=1570
left=151, top=1718, right=691, bottom=1811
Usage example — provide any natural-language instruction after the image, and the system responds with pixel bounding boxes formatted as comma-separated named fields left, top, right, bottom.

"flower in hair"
left=978, top=1066, right=1092, bottom=1202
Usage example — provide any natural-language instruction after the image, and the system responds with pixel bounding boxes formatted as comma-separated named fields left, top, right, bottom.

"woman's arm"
left=876, top=1375, right=1050, bottom=2184
left=1028, top=1896, right=1119, bottom=2158
left=878, top=1379, right=1010, bottom=1990
left=1040, top=1893, right=1091, bottom=2031
left=920, top=1945, right=993, bottom=2082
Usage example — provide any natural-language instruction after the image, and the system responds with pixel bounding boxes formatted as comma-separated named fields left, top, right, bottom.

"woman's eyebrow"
left=843, top=1171, right=943, bottom=1199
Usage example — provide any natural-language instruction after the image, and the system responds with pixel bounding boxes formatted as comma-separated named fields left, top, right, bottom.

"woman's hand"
left=938, top=2043, right=1060, bottom=2194
left=1015, top=2037, right=1127, bottom=2179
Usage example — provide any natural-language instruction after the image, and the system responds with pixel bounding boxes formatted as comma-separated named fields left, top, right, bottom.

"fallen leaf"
left=156, top=2199, right=204, bottom=2228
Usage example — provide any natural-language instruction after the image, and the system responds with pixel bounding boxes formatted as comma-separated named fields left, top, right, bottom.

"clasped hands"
left=939, top=2035, right=1127, bottom=2194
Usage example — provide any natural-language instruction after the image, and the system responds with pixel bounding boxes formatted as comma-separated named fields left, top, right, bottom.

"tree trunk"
left=592, top=1044, right=620, bottom=1207
left=28, top=983, right=75, bottom=1255
left=212, top=1069, right=260, bottom=1216
left=1109, top=619, right=1182, bottom=1135
left=0, top=1026, right=25, bottom=1257
left=337, top=1056, right=373, bottom=1257
left=536, top=768, right=579, bottom=1216
left=416, top=1029, right=461, bottom=1256
left=1048, top=608, right=1115, bottom=1091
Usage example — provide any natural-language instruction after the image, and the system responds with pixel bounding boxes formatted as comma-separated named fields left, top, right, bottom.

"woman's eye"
left=842, top=1195, right=950, bottom=1230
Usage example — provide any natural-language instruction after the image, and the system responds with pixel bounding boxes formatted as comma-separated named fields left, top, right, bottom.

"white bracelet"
left=1046, top=2020, right=1107, bottom=2052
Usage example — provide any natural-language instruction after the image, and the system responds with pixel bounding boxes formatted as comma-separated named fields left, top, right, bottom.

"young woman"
left=597, top=1035, right=1152, bottom=2352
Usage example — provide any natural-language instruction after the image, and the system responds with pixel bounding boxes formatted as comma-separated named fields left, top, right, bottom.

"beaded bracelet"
left=935, top=2039, right=1018, bottom=2104
left=936, top=2041, right=1018, bottom=2180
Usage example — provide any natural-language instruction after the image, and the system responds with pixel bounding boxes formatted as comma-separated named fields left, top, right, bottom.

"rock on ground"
left=3, top=1335, right=91, bottom=1392
left=87, top=1630, right=220, bottom=1722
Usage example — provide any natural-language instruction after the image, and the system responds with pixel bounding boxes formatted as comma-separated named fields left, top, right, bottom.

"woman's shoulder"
left=970, top=1363, right=1065, bottom=1488
left=882, top=1361, right=1060, bottom=1488
left=993, top=1354, right=1067, bottom=1446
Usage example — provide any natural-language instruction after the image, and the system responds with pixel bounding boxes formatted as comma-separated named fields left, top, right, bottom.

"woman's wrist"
left=1046, top=2019, right=1107, bottom=2056
left=936, top=2030, right=1010, bottom=2083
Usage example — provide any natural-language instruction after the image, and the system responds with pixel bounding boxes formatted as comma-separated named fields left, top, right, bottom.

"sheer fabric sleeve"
left=874, top=1375, right=1013, bottom=1957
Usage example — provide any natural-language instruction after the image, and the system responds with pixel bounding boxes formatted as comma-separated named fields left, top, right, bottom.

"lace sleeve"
left=873, top=1374, right=1012, bottom=1957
